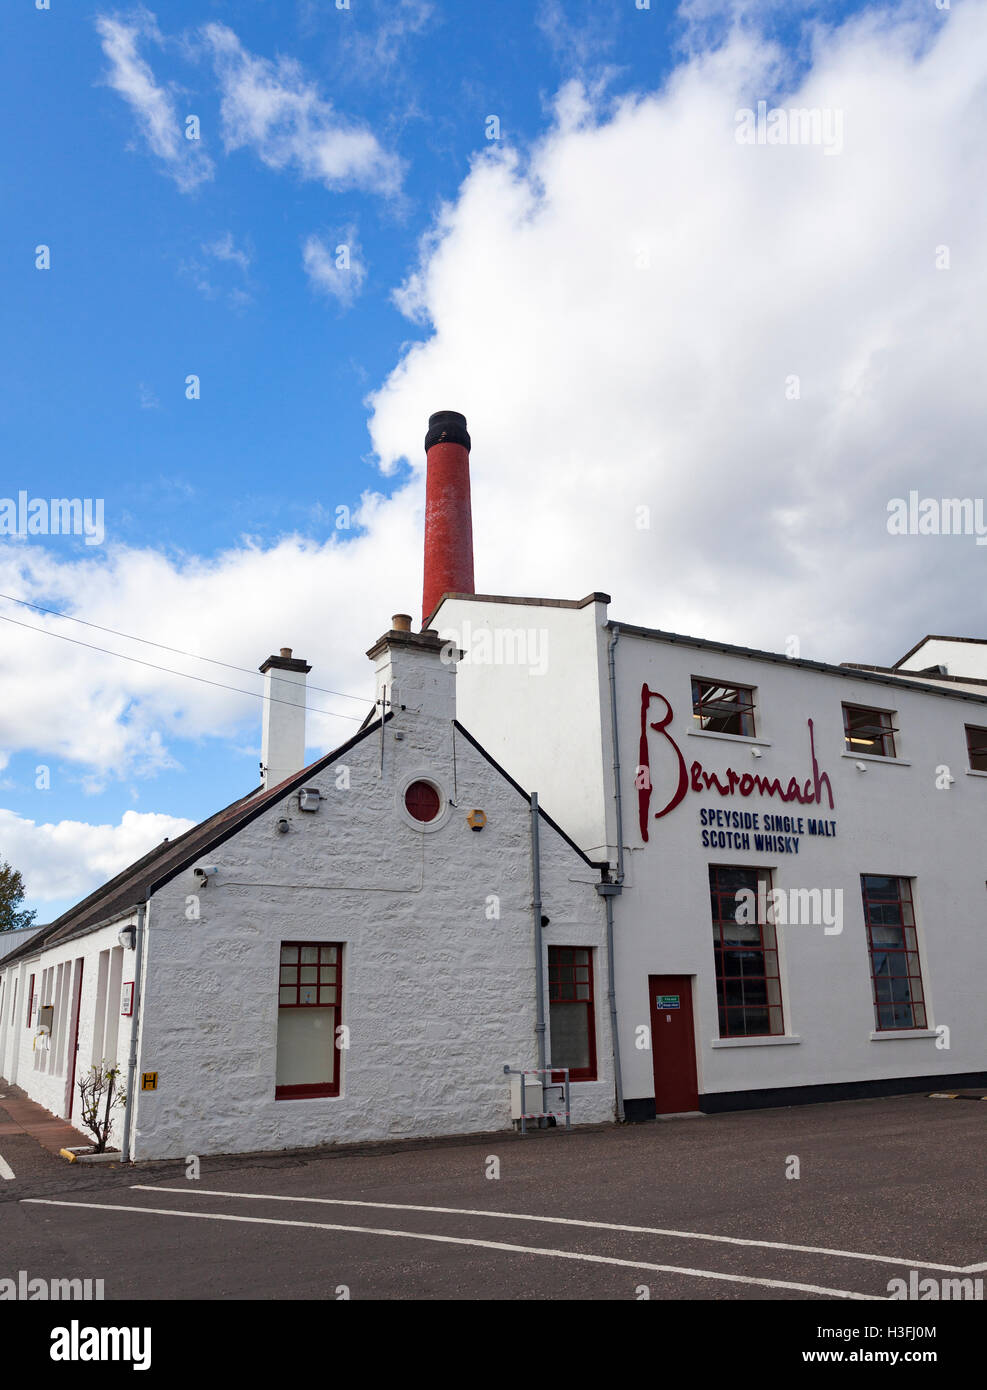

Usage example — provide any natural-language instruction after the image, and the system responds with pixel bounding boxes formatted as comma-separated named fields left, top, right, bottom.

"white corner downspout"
left=121, top=900, right=148, bottom=1163
left=604, top=624, right=626, bottom=1122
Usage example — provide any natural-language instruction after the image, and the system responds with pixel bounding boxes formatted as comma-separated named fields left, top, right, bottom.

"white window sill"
left=711, top=1035, right=801, bottom=1049
left=966, top=769, right=987, bottom=779
left=688, top=730, right=770, bottom=747
left=841, top=752, right=911, bottom=767
left=869, top=1029, right=937, bottom=1041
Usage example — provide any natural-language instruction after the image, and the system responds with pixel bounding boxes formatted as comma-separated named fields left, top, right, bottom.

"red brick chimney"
left=421, top=410, right=474, bottom=628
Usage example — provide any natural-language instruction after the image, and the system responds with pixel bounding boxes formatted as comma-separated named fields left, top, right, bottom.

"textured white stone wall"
left=0, top=918, right=135, bottom=1148
left=130, top=698, right=612, bottom=1159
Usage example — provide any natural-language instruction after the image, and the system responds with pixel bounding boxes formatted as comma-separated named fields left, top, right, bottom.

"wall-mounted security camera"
left=193, top=865, right=219, bottom=885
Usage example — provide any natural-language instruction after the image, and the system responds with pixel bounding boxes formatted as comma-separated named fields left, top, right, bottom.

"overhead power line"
left=0, top=611, right=369, bottom=723
left=0, top=590, right=369, bottom=704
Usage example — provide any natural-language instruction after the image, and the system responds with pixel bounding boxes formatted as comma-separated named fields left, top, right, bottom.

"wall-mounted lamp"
left=751, top=747, right=763, bottom=759
left=193, top=865, right=219, bottom=886
left=118, top=925, right=136, bottom=950
left=855, top=761, right=867, bottom=772
left=276, top=817, right=290, bottom=834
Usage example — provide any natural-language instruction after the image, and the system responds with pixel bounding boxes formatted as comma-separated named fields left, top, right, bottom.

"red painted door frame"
left=66, top=959, right=84, bottom=1120
left=648, top=974, right=700, bottom=1114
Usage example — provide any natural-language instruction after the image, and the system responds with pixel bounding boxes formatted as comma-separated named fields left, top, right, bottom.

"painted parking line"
left=132, top=1184, right=970, bottom=1274
left=21, top=1198, right=879, bottom=1300
left=0, top=1154, right=14, bottom=1181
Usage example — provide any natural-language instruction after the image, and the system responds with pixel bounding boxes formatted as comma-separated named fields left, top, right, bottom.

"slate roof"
left=0, top=715, right=386, bottom=968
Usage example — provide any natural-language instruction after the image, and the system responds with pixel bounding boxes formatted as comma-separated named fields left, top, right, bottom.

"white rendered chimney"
left=366, top=616, right=461, bottom=725
left=259, top=647, right=311, bottom=790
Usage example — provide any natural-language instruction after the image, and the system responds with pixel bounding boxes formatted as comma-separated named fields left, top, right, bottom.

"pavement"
left=0, top=1083, right=91, bottom=1165
left=0, top=1087, right=984, bottom=1303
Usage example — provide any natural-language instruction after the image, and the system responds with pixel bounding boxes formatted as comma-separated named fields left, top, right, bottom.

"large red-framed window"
left=965, top=725, right=987, bottom=772
left=548, top=947, right=597, bottom=1081
left=709, top=865, right=784, bottom=1038
left=275, top=942, right=342, bottom=1099
left=843, top=704, right=898, bottom=758
left=692, top=678, right=757, bottom=737
left=860, top=876, right=926, bottom=1031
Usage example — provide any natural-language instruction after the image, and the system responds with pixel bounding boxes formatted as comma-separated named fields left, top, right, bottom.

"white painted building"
left=434, top=592, right=987, bottom=1118
left=2, top=410, right=984, bottom=1153
left=0, top=623, right=613, bottom=1158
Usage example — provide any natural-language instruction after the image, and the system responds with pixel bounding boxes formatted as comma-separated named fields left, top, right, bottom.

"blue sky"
left=1, top=0, right=983, bottom=920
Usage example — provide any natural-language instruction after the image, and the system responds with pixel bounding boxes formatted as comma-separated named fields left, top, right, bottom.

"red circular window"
left=405, top=780, right=441, bottom=823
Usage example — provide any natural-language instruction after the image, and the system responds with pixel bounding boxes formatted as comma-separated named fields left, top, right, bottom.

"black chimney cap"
left=425, top=410, right=470, bottom=452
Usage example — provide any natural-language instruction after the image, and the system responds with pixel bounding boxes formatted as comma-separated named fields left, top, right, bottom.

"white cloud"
left=0, top=807, right=196, bottom=905
left=95, top=10, right=214, bottom=193
left=3, top=0, right=985, bottom=811
left=340, top=0, right=435, bottom=71
left=368, top=0, right=987, bottom=664
left=302, top=231, right=367, bottom=307
left=181, top=232, right=253, bottom=307
left=0, top=523, right=396, bottom=780
left=204, top=231, right=251, bottom=271
left=202, top=22, right=403, bottom=197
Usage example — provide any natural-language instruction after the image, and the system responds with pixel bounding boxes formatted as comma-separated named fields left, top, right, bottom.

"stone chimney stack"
left=367, top=618, right=461, bottom=726
left=259, top=647, right=311, bottom=790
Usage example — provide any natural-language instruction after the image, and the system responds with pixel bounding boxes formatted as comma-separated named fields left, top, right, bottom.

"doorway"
left=648, top=974, right=699, bottom=1113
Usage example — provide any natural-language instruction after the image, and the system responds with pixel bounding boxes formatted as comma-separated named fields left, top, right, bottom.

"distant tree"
left=0, top=861, right=36, bottom=932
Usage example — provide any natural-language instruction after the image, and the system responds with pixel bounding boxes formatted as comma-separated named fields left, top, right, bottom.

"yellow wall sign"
left=140, top=1072, right=158, bottom=1092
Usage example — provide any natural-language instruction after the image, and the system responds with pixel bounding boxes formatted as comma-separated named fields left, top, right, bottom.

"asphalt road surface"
left=1, top=1093, right=983, bottom=1303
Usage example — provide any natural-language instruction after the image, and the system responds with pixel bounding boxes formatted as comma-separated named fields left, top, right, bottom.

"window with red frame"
left=709, top=865, right=784, bottom=1038
left=965, top=725, right=987, bottom=773
left=275, top=943, right=342, bottom=1099
left=860, top=876, right=926, bottom=1031
left=548, top=947, right=596, bottom=1081
left=692, top=678, right=757, bottom=737
left=843, top=704, right=898, bottom=757
left=405, top=780, right=441, bottom=822
left=25, top=974, right=35, bottom=1028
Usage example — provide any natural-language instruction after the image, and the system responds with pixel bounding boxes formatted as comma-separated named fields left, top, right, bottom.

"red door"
left=648, top=975, right=699, bottom=1114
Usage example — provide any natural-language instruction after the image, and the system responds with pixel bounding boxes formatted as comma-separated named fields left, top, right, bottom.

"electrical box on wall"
left=121, top=982, right=134, bottom=1016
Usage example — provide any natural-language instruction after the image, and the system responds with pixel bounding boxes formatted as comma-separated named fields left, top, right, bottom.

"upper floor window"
left=843, top=704, right=897, bottom=758
left=692, top=678, right=757, bottom=737
left=965, top=725, right=987, bottom=772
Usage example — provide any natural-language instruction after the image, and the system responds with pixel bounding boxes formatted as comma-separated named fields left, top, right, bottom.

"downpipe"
left=605, top=624, right=626, bottom=1123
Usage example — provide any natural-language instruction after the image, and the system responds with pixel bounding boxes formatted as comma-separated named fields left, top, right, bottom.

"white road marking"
left=0, top=1154, right=15, bottom=1180
left=131, top=1184, right=969, bottom=1274
left=21, top=1198, right=879, bottom=1300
